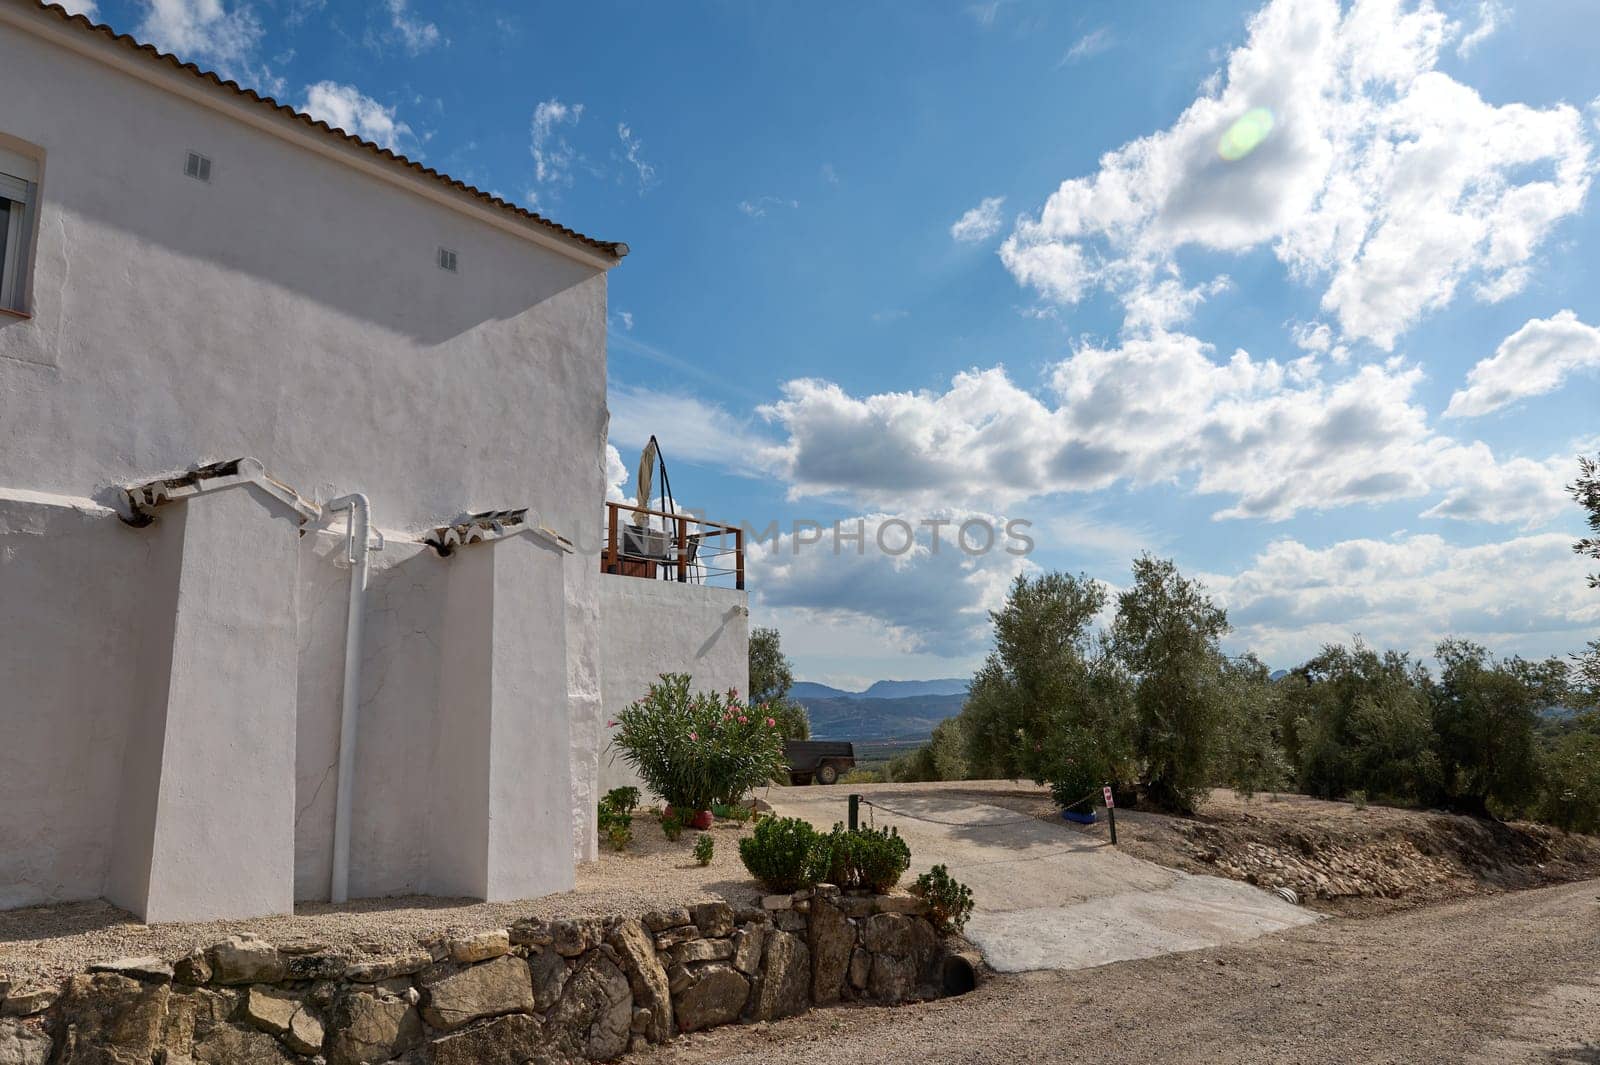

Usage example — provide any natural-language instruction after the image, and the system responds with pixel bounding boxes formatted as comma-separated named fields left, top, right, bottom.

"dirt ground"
left=637, top=877, right=1600, bottom=1065
left=0, top=812, right=767, bottom=989
left=940, top=782, right=1600, bottom=916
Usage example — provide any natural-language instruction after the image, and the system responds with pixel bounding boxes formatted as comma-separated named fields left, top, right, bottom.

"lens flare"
left=1218, top=107, right=1274, bottom=162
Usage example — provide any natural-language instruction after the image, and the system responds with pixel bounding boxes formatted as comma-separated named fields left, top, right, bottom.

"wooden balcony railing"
left=602, top=500, right=745, bottom=590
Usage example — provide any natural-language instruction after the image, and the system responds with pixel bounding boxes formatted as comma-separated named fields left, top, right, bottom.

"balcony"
left=601, top=500, right=745, bottom=590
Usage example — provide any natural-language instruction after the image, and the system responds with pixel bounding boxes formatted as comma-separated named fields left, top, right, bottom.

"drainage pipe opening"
left=941, top=952, right=980, bottom=996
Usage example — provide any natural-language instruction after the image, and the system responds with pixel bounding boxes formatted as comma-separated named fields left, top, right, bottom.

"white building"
left=0, top=0, right=747, bottom=923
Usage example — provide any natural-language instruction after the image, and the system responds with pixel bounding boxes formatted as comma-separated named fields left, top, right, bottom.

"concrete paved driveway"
left=764, top=782, right=1317, bottom=974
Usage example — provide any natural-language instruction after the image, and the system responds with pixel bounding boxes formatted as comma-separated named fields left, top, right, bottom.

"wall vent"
left=437, top=247, right=458, bottom=273
left=184, top=151, right=212, bottom=182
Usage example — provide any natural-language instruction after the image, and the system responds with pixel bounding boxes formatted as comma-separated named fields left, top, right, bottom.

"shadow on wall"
left=294, top=535, right=451, bottom=903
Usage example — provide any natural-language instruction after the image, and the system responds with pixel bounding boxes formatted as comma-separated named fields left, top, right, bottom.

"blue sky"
left=84, top=0, right=1600, bottom=688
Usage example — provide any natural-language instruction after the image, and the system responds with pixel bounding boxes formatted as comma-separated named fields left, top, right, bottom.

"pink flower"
left=738, top=715, right=749, bottom=724
left=689, top=732, right=698, bottom=741
left=765, top=717, right=775, bottom=728
left=607, top=720, right=618, bottom=728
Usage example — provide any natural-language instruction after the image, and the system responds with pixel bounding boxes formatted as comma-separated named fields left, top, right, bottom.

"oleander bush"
left=911, top=864, right=974, bottom=933
left=610, top=673, right=786, bottom=813
left=738, top=815, right=826, bottom=893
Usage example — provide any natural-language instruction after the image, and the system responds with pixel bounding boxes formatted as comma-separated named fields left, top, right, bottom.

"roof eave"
left=3, top=1, right=629, bottom=271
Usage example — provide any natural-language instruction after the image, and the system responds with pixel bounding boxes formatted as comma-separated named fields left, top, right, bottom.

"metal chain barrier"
left=857, top=788, right=1100, bottom=830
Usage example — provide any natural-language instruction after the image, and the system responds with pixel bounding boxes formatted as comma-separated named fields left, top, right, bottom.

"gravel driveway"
left=636, top=877, right=1600, bottom=1064
left=766, top=782, right=1315, bottom=972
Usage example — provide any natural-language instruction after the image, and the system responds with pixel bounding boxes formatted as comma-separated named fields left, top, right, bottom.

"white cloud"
left=821, top=163, right=840, bottom=185
left=1446, top=310, right=1600, bottom=417
left=1122, top=275, right=1231, bottom=333
left=738, top=196, right=799, bottom=218
left=607, top=386, right=775, bottom=474
left=384, top=0, right=441, bottom=55
left=531, top=99, right=583, bottom=186
left=1206, top=531, right=1599, bottom=666
left=1000, top=0, right=1592, bottom=349
left=616, top=310, right=634, bottom=332
left=617, top=123, right=657, bottom=191
left=967, top=0, right=1008, bottom=28
left=1060, top=27, right=1112, bottom=65
left=750, top=511, right=1035, bottom=657
left=300, top=81, right=412, bottom=151
left=756, top=331, right=1569, bottom=527
left=604, top=443, right=628, bottom=503
left=1419, top=448, right=1570, bottom=529
left=137, top=0, right=265, bottom=79
left=1455, top=0, right=1505, bottom=58
left=60, top=0, right=99, bottom=18
left=950, top=196, right=1006, bottom=243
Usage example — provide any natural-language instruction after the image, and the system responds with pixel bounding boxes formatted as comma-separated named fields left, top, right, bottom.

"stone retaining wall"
left=0, top=889, right=963, bottom=1064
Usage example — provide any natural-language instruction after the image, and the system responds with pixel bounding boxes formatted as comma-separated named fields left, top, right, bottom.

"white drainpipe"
left=326, top=493, right=381, bottom=904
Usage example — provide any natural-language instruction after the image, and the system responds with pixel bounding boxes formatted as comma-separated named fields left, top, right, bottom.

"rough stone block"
left=326, top=987, right=422, bottom=1065
left=549, top=953, right=632, bottom=1061
left=87, top=957, right=173, bottom=983
left=419, top=956, right=534, bottom=1032
left=673, top=965, right=748, bottom=1033
left=529, top=949, right=568, bottom=1012
left=673, top=939, right=734, bottom=966
left=752, top=930, right=811, bottom=1022
left=691, top=902, right=734, bottom=938
left=344, top=951, right=430, bottom=983
left=209, top=937, right=286, bottom=986
left=0, top=1021, right=52, bottom=1065
left=606, top=919, right=673, bottom=1044
left=448, top=930, right=511, bottom=964
left=53, top=973, right=170, bottom=1061
left=426, top=1014, right=544, bottom=1065
left=730, top=925, right=766, bottom=976
left=642, top=908, right=691, bottom=933
left=808, top=898, right=853, bottom=1006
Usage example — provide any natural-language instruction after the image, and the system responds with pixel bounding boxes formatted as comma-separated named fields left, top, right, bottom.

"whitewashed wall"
left=597, top=576, right=751, bottom=799
left=0, top=8, right=617, bottom=912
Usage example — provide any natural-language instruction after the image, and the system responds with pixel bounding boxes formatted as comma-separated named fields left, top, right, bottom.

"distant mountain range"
left=790, top=678, right=970, bottom=742
left=791, top=678, right=970, bottom=700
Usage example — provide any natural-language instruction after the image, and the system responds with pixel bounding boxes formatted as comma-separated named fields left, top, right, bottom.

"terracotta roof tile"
left=20, top=0, right=628, bottom=262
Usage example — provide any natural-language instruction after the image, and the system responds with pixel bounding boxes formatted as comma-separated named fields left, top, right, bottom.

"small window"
left=184, top=151, right=212, bottom=182
left=437, top=247, right=458, bottom=273
left=0, top=145, right=39, bottom=314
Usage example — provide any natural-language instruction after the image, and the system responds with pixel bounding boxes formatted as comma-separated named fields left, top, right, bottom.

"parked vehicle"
left=783, top=740, right=856, bottom=785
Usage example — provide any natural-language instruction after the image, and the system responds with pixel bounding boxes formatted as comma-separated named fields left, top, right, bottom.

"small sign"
left=1102, top=786, right=1115, bottom=809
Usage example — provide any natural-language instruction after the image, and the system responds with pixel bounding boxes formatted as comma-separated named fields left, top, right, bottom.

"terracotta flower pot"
left=690, top=809, right=714, bottom=830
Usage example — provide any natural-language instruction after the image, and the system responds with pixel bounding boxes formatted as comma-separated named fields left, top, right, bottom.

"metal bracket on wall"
left=428, top=507, right=574, bottom=556
left=121, top=457, right=322, bottom=527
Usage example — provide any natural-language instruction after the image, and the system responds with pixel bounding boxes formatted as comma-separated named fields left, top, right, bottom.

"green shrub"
left=711, top=802, right=754, bottom=822
left=598, top=789, right=635, bottom=851
left=911, top=864, right=974, bottom=932
left=693, top=833, right=715, bottom=866
left=603, top=786, right=641, bottom=816
left=820, top=824, right=911, bottom=893
left=610, top=674, right=786, bottom=811
left=660, top=808, right=685, bottom=841
left=738, top=816, right=825, bottom=892
left=604, top=822, right=632, bottom=851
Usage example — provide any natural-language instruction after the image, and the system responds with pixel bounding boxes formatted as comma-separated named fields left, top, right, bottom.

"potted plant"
left=609, top=674, right=784, bottom=831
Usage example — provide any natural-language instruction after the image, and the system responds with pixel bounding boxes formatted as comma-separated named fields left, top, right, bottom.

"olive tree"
left=1111, top=556, right=1230, bottom=814
left=748, top=626, right=809, bottom=741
